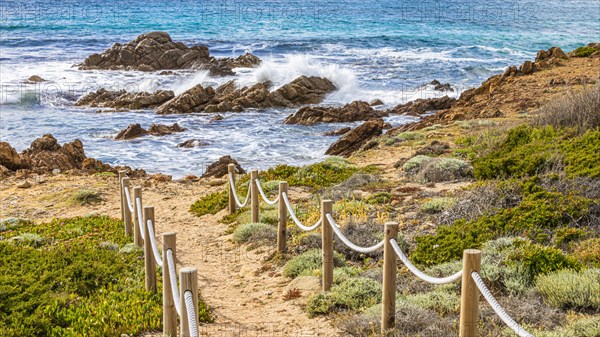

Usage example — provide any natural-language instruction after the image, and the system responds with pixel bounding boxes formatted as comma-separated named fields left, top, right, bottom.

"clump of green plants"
left=71, top=189, right=103, bottom=205
left=8, top=232, right=45, bottom=247
left=232, top=223, right=277, bottom=244
left=508, top=241, right=581, bottom=283
left=190, top=191, right=228, bottom=217
left=365, top=192, right=392, bottom=205
left=418, top=157, right=473, bottom=182
left=0, top=218, right=28, bottom=232
left=307, top=277, right=382, bottom=316
left=536, top=269, right=600, bottom=310
left=572, top=46, right=597, bottom=57
left=421, top=197, right=455, bottom=214
left=405, top=289, right=460, bottom=315
left=402, top=155, right=432, bottom=173
left=384, top=132, right=425, bottom=146
left=283, top=249, right=346, bottom=278
left=572, top=238, right=600, bottom=267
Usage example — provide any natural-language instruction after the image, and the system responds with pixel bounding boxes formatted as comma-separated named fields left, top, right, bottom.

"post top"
left=227, top=163, right=235, bottom=168
left=463, top=249, right=481, bottom=255
left=162, top=231, right=176, bottom=237
left=384, top=221, right=399, bottom=228
left=180, top=267, right=197, bottom=273
left=133, top=185, right=142, bottom=190
left=322, top=199, right=333, bottom=203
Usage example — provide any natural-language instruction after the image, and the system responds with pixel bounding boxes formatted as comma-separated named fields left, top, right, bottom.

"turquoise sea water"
left=1, top=0, right=599, bottom=176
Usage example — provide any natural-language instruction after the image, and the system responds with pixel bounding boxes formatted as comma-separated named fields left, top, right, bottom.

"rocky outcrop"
left=115, top=123, right=185, bottom=140
left=157, top=76, right=336, bottom=114
left=0, top=142, right=28, bottom=171
left=201, top=155, right=245, bottom=178
left=388, top=96, right=456, bottom=116
left=218, top=53, right=262, bottom=68
left=430, top=80, right=453, bottom=91
left=177, top=139, right=208, bottom=148
left=20, top=134, right=86, bottom=172
left=75, top=89, right=174, bottom=110
left=500, top=46, right=570, bottom=79
left=325, top=118, right=384, bottom=157
left=323, top=127, right=352, bottom=136
left=284, top=101, right=383, bottom=125
left=77, top=31, right=260, bottom=76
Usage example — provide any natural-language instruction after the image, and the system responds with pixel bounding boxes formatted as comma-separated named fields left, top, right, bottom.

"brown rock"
left=201, top=155, right=245, bottom=178
left=271, top=76, right=336, bottom=106
left=388, top=96, right=456, bottom=115
left=502, top=66, right=518, bottom=78
left=209, top=114, right=224, bottom=122
left=75, top=89, right=174, bottom=110
left=21, top=134, right=86, bottom=172
left=284, top=101, right=381, bottom=125
left=549, top=47, right=568, bottom=59
left=17, top=181, right=31, bottom=188
left=28, top=75, right=45, bottom=82
left=156, top=84, right=215, bottom=114
left=115, top=123, right=185, bottom=140
left=115, top=124, right=146, bottom=140
left=218, top=53, right=262, bottom=68
left=0, top=142, right=27, bottom=170
left=369, top=99, right=384, bottom=106
left=520, top=60, right=535, bottom=75
left=430, top=80, right=453, bottom=91
left=151, top=173, right=172, bottom=182
left=323, top=127, right=352, bottom=136
left=147, top=123, right=185, bottom=136
left=325, top=119, right=384, bottom=157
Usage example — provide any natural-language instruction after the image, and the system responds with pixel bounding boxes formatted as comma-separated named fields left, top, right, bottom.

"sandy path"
left=0, top=174, right=339, bottom=337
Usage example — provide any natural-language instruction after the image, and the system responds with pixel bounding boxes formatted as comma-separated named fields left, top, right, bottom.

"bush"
left=365, top=192, right=392, bottom=205
left=572, top=46, right=598, bottom=57
left=190, top=191, right=228, bottom=217
left=307, top=277, right=382, bottom=316
left=536, top=269, right=600, bottom=310
left=533, top=83, right=600, bottom=133
left=384, top=132, right=425, bottom=146
left=405, top=290, right=460, bottom=315
left=283, top=249, right=346, bottom=278
left=418, top=157, right=473, bottom=182
left=552, top=227, right=587, bottom=249
left=402, top=155, right=433, bottom=173
left=71, top=189, right=103, bottom=205
left=572, top=238, right=600, bottom=267
left=416, top=140, right=450, bottom=156
left=8, top=233, right=45, bottom=247
left=421, top=197, right=455, bottom=214
left=232, top=223, right=277, bottom=244
left=509, top=241, right=581, bottom=282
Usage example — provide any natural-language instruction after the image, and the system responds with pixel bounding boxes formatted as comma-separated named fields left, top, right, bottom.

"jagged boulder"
left=325, top=119, right=384, bottom=157
left=201, top=155, right=245, bottom=178
left=270, top=76, right=337, bottom=106
left=115, top=123, right=185, bottom=140
left=156, top=84, right=216, bottom=114
left=77, top=31, right=261, bottom=76
left=20, top=134, right=86, bottom=172
left=284, top=101, right=382, bottom=125
left=388, top=96, right=456, bottom=116
left=75, top=89, right=174, bottom=110
left=0, top=142, right=28, bottom=170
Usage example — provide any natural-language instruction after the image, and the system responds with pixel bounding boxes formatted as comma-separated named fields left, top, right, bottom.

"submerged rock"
left=77, top=31, right=260, bottom=76
left=430, top=80, right=453, bottom=92
left=27, top=75, right=46, bottom=82
left=75, top=89, right=174, bottom=110
left=201, top=155, right=246, bottom=179
left=284, top=101, right=383, bottom=125
left=177, top=139, right=208, bottom=148
left=325, top=118, right=384, bottom=157
left=115, top=123, right=185, bottom=140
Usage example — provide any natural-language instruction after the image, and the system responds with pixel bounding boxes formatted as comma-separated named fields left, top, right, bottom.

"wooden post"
left=118, top=171, right=126, bottom=221
left=321, top=200, right=333, bottom=291
left=277, top=181, right=288, bottom=253
left=381, top=222, right=399, bottom=333
left=133, top=186, right=143, bottom=246
left=162, top=232, right=177, bottom=337
left=143, top=206, right=157, bottom=293
left=459, top=249, right=481, bottom=337
left=250, top=170, right=259, bottom=223
left=227, top=164, right=237, bottom=214
left=180, top=267, right=198, bottom=337
left=122, top=177, right=133, bottom=236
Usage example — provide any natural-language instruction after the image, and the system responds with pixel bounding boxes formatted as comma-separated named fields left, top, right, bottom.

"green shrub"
left=509, top=241, right=581, bottom=282
left=536, top=269, right=600, bottom=310
left=563, top=130, right=600, bottom=178
left=0, top=218, right=29, bottom=232
left=572, top=238, right=600, bottom=267
left=402, top=155, right=433, bottom=173
left=365, top=192, right=392, bottom=205
left=384, top=132, right=425, bottom=145
left=232, top=223, right=277, bottom=244
left=405, top=290, right=460, bottom=315
left=572, top=46, right=597, bottom=57
left=552, top=227, right=587, bottom=248
left=8, top=233, right=45, bottom=247
left=71, top=189, right=103, bottom=205
left=283, top=249, right=346, bottom=278
left=307, top=277, right=382, bottom=316
left=190, top=191, right=228, bottom=217
left=422, top=198, right=455, bottom=214
left=418, top=157, right=473, bottom=182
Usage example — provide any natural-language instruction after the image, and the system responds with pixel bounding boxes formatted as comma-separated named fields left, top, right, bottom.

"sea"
left=1, top=0, right=599, bottom=177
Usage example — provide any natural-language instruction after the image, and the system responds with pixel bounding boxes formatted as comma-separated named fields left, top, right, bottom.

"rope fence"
left=118, top=171, right=200, bottom=337
left=224, top=165, right=537, bottom=337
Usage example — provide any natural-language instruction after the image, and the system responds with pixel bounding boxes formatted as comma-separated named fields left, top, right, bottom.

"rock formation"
left=284, top=101, right=384, bottom=125
left=388, top=96, right=456, bottom=116
left=75, top=89, right=174, bottom=110
left=115, top=123, right=185, bottom=140
left=201, top=155, right=245, bottom=178
left=325, top=118, right=384, bottom=157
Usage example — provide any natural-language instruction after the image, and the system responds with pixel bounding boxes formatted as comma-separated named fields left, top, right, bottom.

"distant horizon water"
left=1, top=0, right=599, bottom=177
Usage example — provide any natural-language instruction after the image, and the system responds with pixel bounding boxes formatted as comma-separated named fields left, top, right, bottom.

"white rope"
left=390, top=239, right=463, bottom=284
left=184, top=290, right=199, bottom=337
left=325, top=213, right=384, bottom=253
left=228, top=173, right=250, bottom=208
left=166, top=249, right=182, bottom=316
left=472, top=272, right=535, bottom=337
left=281, top=192, right=322, bottom=231
left=123, top=186, right=134, bottom=213
left=255, top=179, right=280, bottom=205
left=135, top=197, right=145, bottom=240
left=146, top=219, right=163, bottom=268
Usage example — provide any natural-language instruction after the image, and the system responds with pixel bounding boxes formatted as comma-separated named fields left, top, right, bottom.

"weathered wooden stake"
left=143, top=206, right=157, bottom=293
left=250, top=170, right=259, bottom=223
left=381, top=222, right=399, bottom=333
left=118, top=171, right=126, bottom=221
left=133, top=186, right=143, bottom=246
left=180, top=267, right=198, bottom=337
left=321, top=199, right=334, bottom=291
left=459, top=249, right=481, bottom=337
left=162, top=232, right=177, bottom=337
left=227, top=164, right=237, bottom=214
left=277, top=181, right=288, bottom=253
left=122, top=177, right=133, bottom=236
